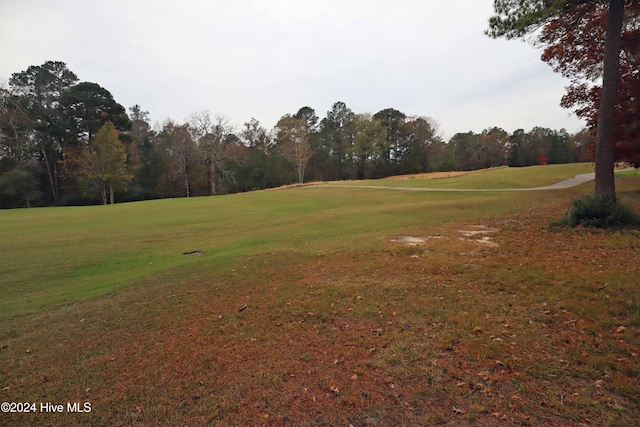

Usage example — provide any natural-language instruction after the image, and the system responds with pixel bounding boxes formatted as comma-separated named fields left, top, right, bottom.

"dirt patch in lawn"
left=391, top=225, right=500, bottom=249
left=458, top=225, right=500, bottom=247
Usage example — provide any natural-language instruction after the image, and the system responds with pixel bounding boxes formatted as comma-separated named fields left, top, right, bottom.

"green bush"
left=556, top=194, right=640, bottom=228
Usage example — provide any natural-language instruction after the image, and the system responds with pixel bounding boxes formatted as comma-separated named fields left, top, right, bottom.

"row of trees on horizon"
left=0, top=61, right=616, bottom=209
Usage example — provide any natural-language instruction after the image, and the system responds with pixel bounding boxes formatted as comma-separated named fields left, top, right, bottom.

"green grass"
left=1, top=163, right=639, bottom=426
left=347, top=163, right=595, bottom=189
left=617, top=168, right=639, bottom=177
left=0, top=163, right=612, bottom=319
left=0, top=185, right=523, bottom=319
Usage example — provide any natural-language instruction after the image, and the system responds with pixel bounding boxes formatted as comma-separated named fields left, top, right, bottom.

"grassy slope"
left=350, top=163, right=595, bottom=189
left=0, top=181, right=525, bottom=319
left=1, top=164, right=639, bottom=426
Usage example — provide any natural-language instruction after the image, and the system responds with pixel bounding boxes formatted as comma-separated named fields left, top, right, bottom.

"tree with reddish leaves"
left=488, top=0, right=634, bottom=200
left=540, top=1, right=640, bottom=170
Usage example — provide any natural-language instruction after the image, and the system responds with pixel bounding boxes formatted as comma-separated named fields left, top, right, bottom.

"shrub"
left=555, top=194, right=640, bottom=228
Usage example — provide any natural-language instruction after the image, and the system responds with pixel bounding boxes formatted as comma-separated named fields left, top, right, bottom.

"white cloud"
left=0, top=0, right=586, bottom=137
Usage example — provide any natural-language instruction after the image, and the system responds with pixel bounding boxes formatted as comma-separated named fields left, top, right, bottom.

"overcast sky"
left=1, top=0, right=586, bottom=139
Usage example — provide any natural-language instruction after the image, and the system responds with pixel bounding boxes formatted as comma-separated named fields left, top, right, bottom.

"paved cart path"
left=314, top=169, right=635, bottom=192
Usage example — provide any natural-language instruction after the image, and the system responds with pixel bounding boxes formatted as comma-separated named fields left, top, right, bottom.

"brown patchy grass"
left=383, top=171, right=472, bottom=180
left=2, top=178, right=640, bottom=426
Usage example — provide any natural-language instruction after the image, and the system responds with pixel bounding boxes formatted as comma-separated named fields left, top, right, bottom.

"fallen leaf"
left=473, top=326, right=483, bottom=334
left=615, top=326, right=627, bottom=334
left=606, top=401, right=624, bottom=411
left=477, top=371, right=490, bottom=381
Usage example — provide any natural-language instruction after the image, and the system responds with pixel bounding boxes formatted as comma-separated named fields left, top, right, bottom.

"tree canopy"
left=79, top=121, right=131, bottom=204
left=488, top=0, right=637, bottom=199
left=540, top=0, right=640, bottom=167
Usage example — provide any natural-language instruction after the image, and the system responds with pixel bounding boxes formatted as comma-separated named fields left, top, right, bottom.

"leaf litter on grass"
left=2, top=193, right=640, bottom=426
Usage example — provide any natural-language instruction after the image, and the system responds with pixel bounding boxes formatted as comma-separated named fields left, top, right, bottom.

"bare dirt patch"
left=458, top=225, right=500, bottom=247
left=390, top=236, right=426, bottom=245
left=391, top=226, right=499, bottom=250
left=390, top=235, right=447, bottom=247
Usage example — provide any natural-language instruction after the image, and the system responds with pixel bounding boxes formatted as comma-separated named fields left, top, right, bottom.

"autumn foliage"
left=540, top=0, right=640, bottom=166
left=79, top=121, right=132, bottom=204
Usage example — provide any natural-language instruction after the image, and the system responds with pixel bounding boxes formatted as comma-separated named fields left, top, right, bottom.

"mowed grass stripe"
left=0, top=164, right=589, bottom=319
left=0, top=185, right=516, bottom=318
left=348, top=163, right=595, bottom=189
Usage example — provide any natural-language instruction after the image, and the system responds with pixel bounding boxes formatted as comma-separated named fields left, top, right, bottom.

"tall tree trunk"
left=183, top=158, right=190, bottom=198
left=209, top=162, right=217, bottom=195
left=39, top=141, right=58, bottom=204
left=595, top=0, right=625, bottom=200
left=109, top=185, right=115, bottom=204
left=213, top=166, right=221, bottom=195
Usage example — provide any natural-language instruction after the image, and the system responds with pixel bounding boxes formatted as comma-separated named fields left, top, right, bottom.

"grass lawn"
left=340, top=163, right=597, bottom=189
left=1, top=164, right=639, bottom=426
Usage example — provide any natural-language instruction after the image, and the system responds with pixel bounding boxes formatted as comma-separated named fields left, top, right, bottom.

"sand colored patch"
left=391, top=236, right=426, bottom=246
left=391, top=235, right=447, bottom=246
left=458, top=225, right=499, bottom=238
left=384, top=171, right=469, bottom=180
left=458, top=225, right=499, bottom=247
left=391, top=226, right=500, bottom=249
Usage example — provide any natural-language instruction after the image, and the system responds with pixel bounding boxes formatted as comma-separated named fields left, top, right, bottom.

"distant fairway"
left=1, top=163, right=639, bottom=427
left=328, top=163, right=597, bottom=189
left=0, top=163, right=595, bottom=319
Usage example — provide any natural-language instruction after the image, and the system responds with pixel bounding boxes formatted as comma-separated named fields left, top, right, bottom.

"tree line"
left=0, top=61, right=595, bottom=208
left=2, top=3, right=639, bottom=208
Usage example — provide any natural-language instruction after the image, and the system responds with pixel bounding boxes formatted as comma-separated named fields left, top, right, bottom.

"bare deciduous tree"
left=190, top=112, right=242, bottom=195
left=275, top=115, right=312, bottom=184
